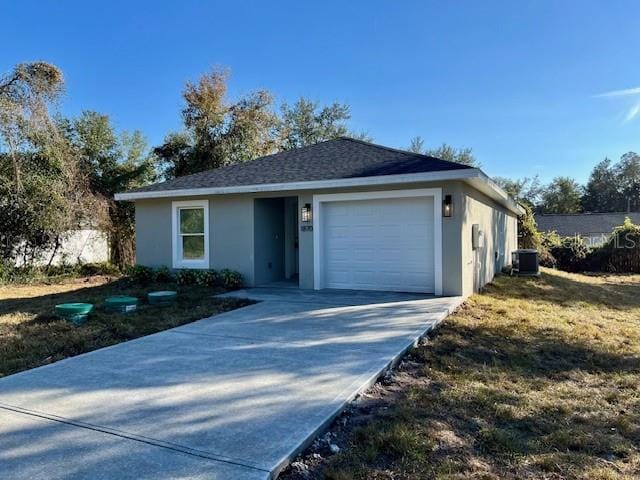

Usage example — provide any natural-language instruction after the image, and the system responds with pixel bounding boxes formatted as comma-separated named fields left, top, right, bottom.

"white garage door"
left=321, top=196, right=435, bottom=293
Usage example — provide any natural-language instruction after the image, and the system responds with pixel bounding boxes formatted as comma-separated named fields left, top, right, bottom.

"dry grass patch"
left=0, top=276, right=250, bottom=377
left=318, top=269, right=640, bottom=479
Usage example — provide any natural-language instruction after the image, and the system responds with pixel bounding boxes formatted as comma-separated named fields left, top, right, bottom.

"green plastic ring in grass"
left=55, top=303, right=94, bottom=325
left=147, top=291, right=178, bottom=305
left=105, top=296, right=138, bottom=313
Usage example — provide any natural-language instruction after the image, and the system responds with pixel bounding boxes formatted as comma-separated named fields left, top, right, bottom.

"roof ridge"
left=337, top=136, right=474, bottom=169
left=152, top=140, right=334, bottom=185
left=122, top=136, right=478, bottom=196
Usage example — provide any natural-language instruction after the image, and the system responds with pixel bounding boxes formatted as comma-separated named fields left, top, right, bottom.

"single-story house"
left=536, top=212, right=640, bottom=247
left=115, top=138, right=523, bottom=297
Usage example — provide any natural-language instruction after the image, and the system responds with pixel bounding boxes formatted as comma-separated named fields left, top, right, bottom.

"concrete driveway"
left=0, top=288, right=463, bottom=479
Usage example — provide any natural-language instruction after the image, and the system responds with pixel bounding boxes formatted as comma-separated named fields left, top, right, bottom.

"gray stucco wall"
left=297, top=192, right=314, bottom=289
left=283, top=197, right=299, bottom=279
left=460, top=184, right=518, bottom=296
left=135, top=195, right=256, bottom=285
left=254, top=198, right=285, bottom=285
left=210, top=196, right=255, bottom=285
left=132, top=180, right=517, bottom=296
left=439, top=182, right=464, bottom=296
left=135, top=199, right=172, bottom=268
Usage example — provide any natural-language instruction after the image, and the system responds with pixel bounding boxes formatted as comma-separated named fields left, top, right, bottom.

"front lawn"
left=0, top=276, right=250, bottom=377
left=293, top=269, right=640, bottom=479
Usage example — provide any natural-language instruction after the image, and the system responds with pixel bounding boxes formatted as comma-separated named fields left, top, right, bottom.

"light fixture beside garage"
left=301, top=203, right=313, bottom=223
left=443, top=194, right=453, bottom=217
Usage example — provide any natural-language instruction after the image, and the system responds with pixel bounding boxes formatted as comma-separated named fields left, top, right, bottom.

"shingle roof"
left=535, top=212, right=640, bottom=237
left=126, top=137, right=473, bottom=194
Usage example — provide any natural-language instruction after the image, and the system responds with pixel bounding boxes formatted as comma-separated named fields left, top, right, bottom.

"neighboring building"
left=536, top=212, right=640, bottom=247
left=115, top=137, right=523, bottom=297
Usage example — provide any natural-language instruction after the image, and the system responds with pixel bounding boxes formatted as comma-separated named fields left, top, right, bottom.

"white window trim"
left=172, top=200, right=210, bottom=269
left=312, top=188, right=443, bottom=296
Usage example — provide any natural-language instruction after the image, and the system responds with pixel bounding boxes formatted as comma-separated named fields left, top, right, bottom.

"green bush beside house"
left=127, top=265, right=244, bottom=290
left=0, top=261, right=244, bottom=290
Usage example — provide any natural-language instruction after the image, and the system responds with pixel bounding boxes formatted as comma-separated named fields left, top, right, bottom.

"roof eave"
left=464, top=171, right=526, bottom=216
left=115, top=168, right=524, bottom=215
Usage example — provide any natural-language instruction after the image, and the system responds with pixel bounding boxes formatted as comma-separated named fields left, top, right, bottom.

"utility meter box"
left=472, top=224, right=484, bottom=249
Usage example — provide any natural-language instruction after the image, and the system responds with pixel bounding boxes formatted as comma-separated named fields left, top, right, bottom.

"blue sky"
left=2, top=0, right=639, bottom=183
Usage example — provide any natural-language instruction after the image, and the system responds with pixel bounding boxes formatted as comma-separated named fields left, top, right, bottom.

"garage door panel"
left=326, top=271, right=349, bottom=284
left=321, top=196, right=435, bottom=293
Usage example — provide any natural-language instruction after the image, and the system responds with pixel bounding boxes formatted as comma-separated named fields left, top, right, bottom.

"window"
left=172, top=200, right=209, bottom=269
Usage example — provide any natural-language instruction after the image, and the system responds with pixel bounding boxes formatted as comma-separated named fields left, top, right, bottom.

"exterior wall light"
left=443, top=194, right=453, bottom=217
left=301, top=203, right=312, bottom=223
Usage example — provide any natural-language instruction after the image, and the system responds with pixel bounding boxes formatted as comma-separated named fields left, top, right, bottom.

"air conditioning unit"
left=511, top=249, right=540, bottom=276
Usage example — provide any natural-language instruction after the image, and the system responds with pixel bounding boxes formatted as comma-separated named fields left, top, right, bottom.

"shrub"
left=550, top=236, right=590, bottom=272
left=592, top=218, right=640, bottom=273
left=194, top=269, right=219, bottom=286
left=220, top=269, right=243, bottom=289
left=36, top=263, right=244, bottom=289
left=538, top=248, right=557, bottom=268
left=0, top=262, right=18, bottom=283
left=538, top=231, right=560, bottom=268
left=540, top=230, right=561, bottom=250
left=175, top=269, right=199, bottom=285
left=153, top=265, right=174, bottom=283
left=174, top=268, right=241, bottom=288
left=518, top=204, right=541, bottom=250
left=43, top=263, right=77, bottom=277
left=126, top=264, right=154, bottom=283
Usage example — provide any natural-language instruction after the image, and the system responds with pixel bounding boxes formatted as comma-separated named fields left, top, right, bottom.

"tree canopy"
left=5, top=60, right=639, bottom=271
left=539, top=177, right=583, bottom=214
left=155, top=68, right=373, bottom=179
left=155, top=68, right=278, bottom=178
left=64, top=111, right=156, bottom=266
left=581, top=158, right=622, bottom=212
left=494, top=176, right=542, bottom=207
left=497, top=152, right=640, bottom=215
left=0, top=61, right=157, bottom=268
left=278, top=98, right=351, bottom=150
left=0, top=62, right=93, bottom=265
left=407, top=136, right=480, bottom=167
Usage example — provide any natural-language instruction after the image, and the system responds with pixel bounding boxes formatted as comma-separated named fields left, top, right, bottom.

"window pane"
left=182, top=235, right=205, bottom=259
left=180, top=208, right=204, bottom=234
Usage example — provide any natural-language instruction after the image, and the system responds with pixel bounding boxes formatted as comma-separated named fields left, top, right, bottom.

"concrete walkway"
left=0, top=288, right=463, bottom=479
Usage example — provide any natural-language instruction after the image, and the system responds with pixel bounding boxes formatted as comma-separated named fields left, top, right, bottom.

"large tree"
left=0, top=62, right=92, bottom=265
left=616, top=152, right=640, bottom=212
left=581, top=158, right=623, bottom=212
left=155, top=68, right=278, bottom=178
left=278, top=98, right=355, bottom=150
left=65, top=111, right=156, bottom=267
left=156, top=69, right=372, bottom=178
left=581, top=153, right=640, bottom=213
left=407, top=136, right=480, bottom=167
left=539, top=176, right=583, bottom=214
left=0, top=62, right=65, bottom=192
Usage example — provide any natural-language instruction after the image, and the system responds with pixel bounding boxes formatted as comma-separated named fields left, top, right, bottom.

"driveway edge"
left=269, top=295, right=465, bottom=479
